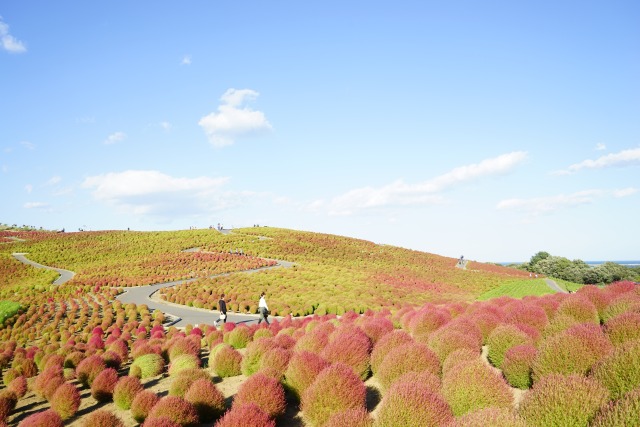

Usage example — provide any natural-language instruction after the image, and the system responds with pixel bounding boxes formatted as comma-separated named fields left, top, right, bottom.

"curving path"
left=12, top=253, right=76, bottom=285
left=544, top=277, right=568, bottom=293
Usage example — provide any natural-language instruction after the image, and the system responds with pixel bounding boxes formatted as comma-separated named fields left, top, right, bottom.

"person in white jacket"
left=258, top=292, right=270, bottom=325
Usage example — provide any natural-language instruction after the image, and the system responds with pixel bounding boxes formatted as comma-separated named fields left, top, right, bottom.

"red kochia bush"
left=258, top=346, right=291, bottom=380
left=449, top=407, right=527, bottom=427
left=441, top=359, right=513, bottom=417
left=130, top=389, right=161, bottom=423
left=408, top=307, right=452, bottom=337
left=146, top=396, right=199, bottom=426
left=81, top=409, right=125, bottom=427
left=555, top=294, right=599, bottom=324
left=76, top=354, right=106, bottom=387
left=321, top=326, right=372, bottom=380
left=0, top=391, right=17, bottom=422
left=8, top=375, right=28, bottom=398
left=370, top=330, right=414, bottom=374
left=376, top=342, right=440, bottom=390
left=50, top=382, right=81, bottom=420
left=504, top=300, right=549, bottom=332
left=375, top=380, right=453, bottom=427
left=518, top=373, right=609, bottom=426
left=284, top=350, right=330, bottom=400
left=113, top=375, right=144, bottom=410
left=301, top=362, right=367, bottom=427
left=591, top=339, right=640, bottom=399
left=426, top=326, right=481, bottom=363
left=214, top=403, right=275, bottom=427
left=234, top=372, right=286, bottom=418
left=17, top=409, right=64, bottom=427
left=357, top=316, right=394, bottom=345
left=604, top=312, right=640, bottom=346
left=91, top=367, right=119, bottom=402
left=184, top=378, right=226, bottom=422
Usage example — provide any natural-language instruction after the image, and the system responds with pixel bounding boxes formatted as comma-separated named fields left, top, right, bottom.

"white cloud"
left=0, top=17, right=27, bottom=53
left=25, top=184, right=33, bottom=193
left=181, top=55, right=191, bottom=65
left=497, top=188, right=636, bottom=217
left=46, top=176, right=62, bottom=186
left=82, top=170, right=238, bottom=218
left=595, top=143, right=606, bottom=151
left=160, top=121, right=172, bottom=131
left=554, top=147, right=640, bottom=175
left=198, top=88, right=272, bottom=147
left=104, top=132, right=126, bottom=145
left=24, top=202, right=51, bottom=210
left=321, top=151, right=528, bottom=216
left=20, top=141, right=35, bottom=150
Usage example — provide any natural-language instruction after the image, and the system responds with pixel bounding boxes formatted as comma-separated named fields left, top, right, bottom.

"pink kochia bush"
left=449, top=407, right=527, bottom=427
left=486, top=324, right=532, bottom=370
left=325, top=408, right=373, bottom=427
left=604, top=312, right=640, bottom=346
left=113, top=375, right=144, bottom=410
left=518, top=373, right=609, bottom=426
left=214, top=403, right=275, bottom=427
left=376, top=341, right=440, bottom=390
left=555, top=294, right=600, bottom=324
left=50, top=382, right=81, bottom=420
left=375, top=381, right=453, bottom=427
left=591, top=339, right=640, bottom=399
left=81, top=409, right=125, bottom=427
left=284, top=350, right=330, bottom=400
left=91, top=367, right=119, bottom=402
left=369, top=330, right=414, bottom=375
left=76, top=354, right=107, bottom=386
left=502, top=344, right=536, bottom=389
left=233, top=372, right=286, bottom=418
left=146, top=396, right=199, bottom=426
left=321, top=325, right=372, bottom=380
left=17, top=408, right=64, bottom=427
left=184, top=378, right=226, bottom=422
left=130, top=389, right=161, bottom=423
left=301, top=362, right=367, bottom=427
left=441, top=359, right=513, bottom=417
left=591, top=387, right=640, bottom=427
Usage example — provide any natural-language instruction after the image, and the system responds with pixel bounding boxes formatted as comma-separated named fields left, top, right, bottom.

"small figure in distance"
left=257, top=292, right=270, bottom=325
left=215, top=293, right=228, bottom=326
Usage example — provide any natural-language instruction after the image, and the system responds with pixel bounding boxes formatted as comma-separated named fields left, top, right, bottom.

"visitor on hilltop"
left=258, top=292, right=270, bottom=325
left=215, top=293, right=228, bottom=326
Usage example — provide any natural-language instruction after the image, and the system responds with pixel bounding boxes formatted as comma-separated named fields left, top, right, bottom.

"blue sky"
left=1, top=1, right=639, bottom=262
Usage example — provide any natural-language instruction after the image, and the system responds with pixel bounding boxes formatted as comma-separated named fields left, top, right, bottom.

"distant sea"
left=500, top=261, right=640, bottom=267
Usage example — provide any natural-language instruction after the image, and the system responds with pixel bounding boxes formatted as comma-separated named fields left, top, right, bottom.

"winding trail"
left=544, top=277, right=568, bottom=293
left=11, top=253, right=76, bottom=285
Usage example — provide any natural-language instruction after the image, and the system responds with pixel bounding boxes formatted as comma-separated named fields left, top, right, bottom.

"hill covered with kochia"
left=1, top=227, right=532, bottom=316
left=160, top=227, right=534, bottom=315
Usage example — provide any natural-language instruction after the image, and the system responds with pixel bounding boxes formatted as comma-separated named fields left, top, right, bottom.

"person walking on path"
left=258, top=292, right=270, bottom=325
left=215, top=293, right=228, bottom=326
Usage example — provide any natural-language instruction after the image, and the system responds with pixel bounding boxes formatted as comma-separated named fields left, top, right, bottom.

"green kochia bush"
left=113, top=376, right=143, bottom=410
left=604, top=312, right=640, bottom=346
left=325, top=408, right=373, bottom=427
left=449, top=407, right=527, bottom=427
left=146, top=395, right=199, bottom=427
left=301, top=362, right=367, bottom=427
left=369, top=330, right=413, bottom=375
left=518, top=373, right=609, bottom=426
left=241, top=338, right=277, bottom=376
left=212, top=344, right=242, bottom=378
left=129, top=353, right=165, bottom=379
left=374, top=381, right=453, bottom=427
left=376, top=342, right=440, bottom=391
left=441, top=359, right=513, bottom=417
left=591, top=339, right=640, bottom=399
left=130, top=389, right=160, bottom=424
left=502, top=344, right=536, bottom=389
left=283, top=350, right=330, bottom=401
left=591, top=388, right=640, bottom=427
left=486, top=324, right=531, bottom=370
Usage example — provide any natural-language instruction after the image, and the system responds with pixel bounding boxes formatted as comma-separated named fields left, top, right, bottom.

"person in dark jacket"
left=215, top=293, right=228, bottom=326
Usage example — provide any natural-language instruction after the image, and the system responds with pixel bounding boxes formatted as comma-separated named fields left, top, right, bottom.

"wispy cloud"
left=20, top=141, right=35, bottom=150
left=595, top=143, right=606, bottom=151
left=24, top=202, right=51, bottom=210
left=497, top=187, right=637, bottom=217
left=82, top=170, right=240, bottom=218
left=198, top=88, right=273, bottom=148
left=0, top=17, right=27, bottom=53
left=314, top=151, right=528, bottom=216
left=553, top=147, right=640, bottom=175
left=104, top=132, right=126, bottom=145
left=160, top=121, right=172, bottom=131
left=25, top=184, right=33, bottom=193
left=181, top=55, right=191, bottom=65
left=46, top=176, right=62, bottom=186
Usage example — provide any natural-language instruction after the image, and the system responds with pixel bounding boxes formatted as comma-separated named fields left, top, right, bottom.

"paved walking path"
left=12, top=253, right=76, bottom=285
left=544, top=277, right=568, bottom=293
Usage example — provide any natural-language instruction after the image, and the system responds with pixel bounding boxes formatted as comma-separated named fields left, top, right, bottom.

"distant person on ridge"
left=215, top=293, right=228, bottom=326
left=258, top=292, right=270, bottom=325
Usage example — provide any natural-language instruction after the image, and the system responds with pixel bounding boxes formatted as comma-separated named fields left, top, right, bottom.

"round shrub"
left=131, top=389, right=161, bottom=423
left=449, top=407, right=527, bottom=427
left=214, top=403, right=275, bottom=427
left=0, top=390, right=17, bottom=422
left=258, top=346, right=291, bottom=380
left=441, top=359, right=513, bottom=417
left=76, top=354, right=106, bottom=387
left=442, top=348, right=479, bottom=376
left=532, top=322, right=612, bottom=380
left=17, top=409, right=64, bottom=427
left=168, top=369, right=211, bottom=398
left=50, top=382, right=81, bottom=420
left=129, top=352, right=165, bottom=379
left=184, top=378, right=226, bottom=422
left=8, top=375, right=28, bottom=398
left=81, top=409, right=124, bottom=427
left=502, top=344, right=536, bottom=389
left=301, top=362, right=367, bottom=427
left=321, top=326, right=371, bottom=380
left=91, top=367, right=119, bottom=402
left=211, top=345, right=242, bottom=378
left=518, top=373, right=609, bottom=426
left=555, top=295, right=599, bottom=324
left=591, top=387, right=640, bottom=427
left=325, top=408, right=373, bottom=427
left=357, top=316, right=394, bottom=345
left=234, top=372, right=286, bottom=418
left=542, top=313, right=581, bottom=337
left=601, top=293, right=640, bottom=323
left=389, top=370, right=441, bottom=395
left=592, top=339, right=640, bottom=399
left=293, top=328, right=330, bottom=354
left=168, top=353, right=201, bottom=377
left=376, top=342, right=440, bottom=391
left=283, top=350, right=330, bottom=400
left=486, top=324, right=532, bottom=369
left=375, top=380, right=453, bottom=427
left=166, top=336, right=201, bottom=361
left=142, top=418, right=181, bottom=427
left=605, top=312, right=640, bottom=346
left=225, top=326, right=252, bottom=349
left=147, top=396, right=199, bottom=426
left=409, top=307, right=451, bottom=337
left=426, top=327, right=481, bottom=363
left=241, top=338, right=277, bottom=376
left=113, top=375, right=143, bottom=410
left=370, top=330, right=414, bottom=375
left=504, top=301, right=549, bottom=333
left=273, top=331, right=296, bottom=349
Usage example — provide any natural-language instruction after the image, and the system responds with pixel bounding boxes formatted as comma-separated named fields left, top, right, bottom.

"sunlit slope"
left=161, top=227, right=532, bottom=315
